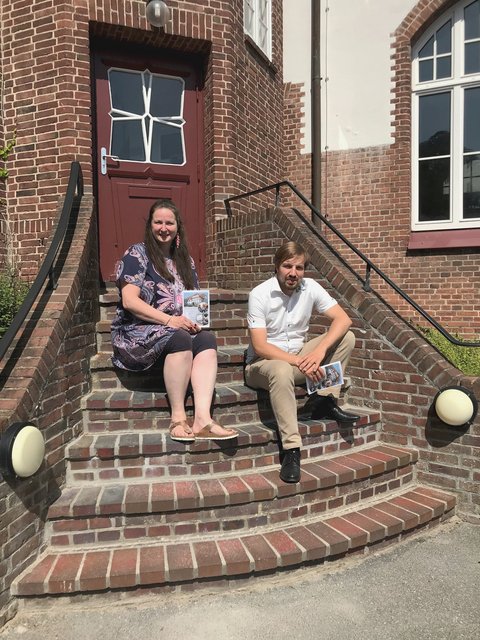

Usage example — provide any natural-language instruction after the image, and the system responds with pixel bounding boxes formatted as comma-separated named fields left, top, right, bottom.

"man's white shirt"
left=246, top=276, right=337, bottom=364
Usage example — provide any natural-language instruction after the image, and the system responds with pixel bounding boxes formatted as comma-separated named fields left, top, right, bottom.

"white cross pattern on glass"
left=108, top=68, right=186, bottom=166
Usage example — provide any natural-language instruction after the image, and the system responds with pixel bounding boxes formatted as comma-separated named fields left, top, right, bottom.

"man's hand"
left=296, top=348, right=327, bottom=382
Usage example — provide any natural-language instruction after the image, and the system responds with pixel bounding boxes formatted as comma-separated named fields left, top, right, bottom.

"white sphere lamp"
left=434, top=386, right=478, bottom=427
left=0, top=422, right=45, bottom=478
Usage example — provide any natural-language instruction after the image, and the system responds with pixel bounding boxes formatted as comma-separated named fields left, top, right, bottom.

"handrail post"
left=275, top=184, right=281, bottom=207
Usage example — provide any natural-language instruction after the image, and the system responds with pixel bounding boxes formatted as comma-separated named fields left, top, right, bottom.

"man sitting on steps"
left=245, top=241, right=360, bottom=484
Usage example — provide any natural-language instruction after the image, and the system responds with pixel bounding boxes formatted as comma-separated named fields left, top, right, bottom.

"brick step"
left=66, top=414, right=381, bottom=482
left=97, top=319, right=250, bottom=351
left=100, top=288, right=250, bottom=323
left=82, top=381, right=325, bottom=432
left=12, top=486, right=456, bottom=597
left=46, top=443, right=417, bottom=545
left=90, top=346, right=248, bottom=390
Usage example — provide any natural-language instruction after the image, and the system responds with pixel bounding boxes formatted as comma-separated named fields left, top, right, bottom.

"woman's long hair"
left=144, top=199, right=196, bottom=289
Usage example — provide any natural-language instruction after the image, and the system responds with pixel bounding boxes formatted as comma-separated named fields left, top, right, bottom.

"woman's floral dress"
left=111, top=242, right=198, bottom=371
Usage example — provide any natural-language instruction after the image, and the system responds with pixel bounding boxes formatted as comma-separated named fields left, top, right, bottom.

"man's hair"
left=274, top=242, right=310, bottom=272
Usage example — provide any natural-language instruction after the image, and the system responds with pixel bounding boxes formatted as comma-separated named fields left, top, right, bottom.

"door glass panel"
left=108, top=68, right=186, bottom=165
left=419, top=158, right=451, bottom=221
left=152, top=122, right=184, bottom=164
left=151, top=77, right=184, bottom=118
left=111, top=120, right=145, bottom=161
left=109, top=70, right=144, bottom=114
left=464, top=154, right=480, bottom=218
left=419, top=93, right=451, bottom=157
left=465, top=0, right=480, bottom=40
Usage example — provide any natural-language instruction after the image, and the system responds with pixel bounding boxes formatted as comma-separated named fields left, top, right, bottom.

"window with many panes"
left=244, top=0, right=272, bottom=59
left=412, top=0, right=480, bottom=230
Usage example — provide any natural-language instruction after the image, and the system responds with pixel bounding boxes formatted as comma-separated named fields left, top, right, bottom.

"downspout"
left=311, top=0, right=322, bottom=225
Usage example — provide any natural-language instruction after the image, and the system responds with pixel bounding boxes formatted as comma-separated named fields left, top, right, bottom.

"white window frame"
left=244, top=0, right=272, bottom=59
left=412, top=0, right=480, bottom=231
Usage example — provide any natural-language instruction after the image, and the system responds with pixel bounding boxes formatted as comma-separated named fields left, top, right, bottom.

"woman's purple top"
left=111, top=242, right=198, bottom=371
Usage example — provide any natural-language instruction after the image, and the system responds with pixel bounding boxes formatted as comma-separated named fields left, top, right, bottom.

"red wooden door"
left=93, top=49, right=205, bottom=282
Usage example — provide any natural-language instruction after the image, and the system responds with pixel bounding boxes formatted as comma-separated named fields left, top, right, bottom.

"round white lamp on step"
left=0, top=422, right=45, bottom=478
left=434, top=386, right=478, bottom=427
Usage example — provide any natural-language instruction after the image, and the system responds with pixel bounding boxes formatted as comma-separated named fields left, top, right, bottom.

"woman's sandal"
left=194, top=422, right=238, bottom=440
left=169, top=420, right=195, bottom=442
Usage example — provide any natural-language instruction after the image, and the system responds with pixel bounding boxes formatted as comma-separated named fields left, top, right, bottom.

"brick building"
left=0, top=0, right=284, bottom=281
left=0, top=0, right=284, bottom=624
left=0, top=0, right=478, bottom=628
left=284, top=0, right=480, bottom=338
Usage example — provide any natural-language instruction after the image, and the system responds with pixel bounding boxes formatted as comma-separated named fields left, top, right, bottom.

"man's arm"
left=249, top=327, right=302, bottom=366
left=297, top=303, right=352, bottom=378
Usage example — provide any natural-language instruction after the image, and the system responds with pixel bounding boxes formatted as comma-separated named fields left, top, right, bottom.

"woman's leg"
left=190, top=334, right=237, bottom=437
left=163, top=331, right=194, bottom=439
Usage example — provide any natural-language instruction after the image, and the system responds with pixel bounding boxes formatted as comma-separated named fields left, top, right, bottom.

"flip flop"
left=169, top=420, right=195, bottom=442
left=194, top=423, right=238, bottom=440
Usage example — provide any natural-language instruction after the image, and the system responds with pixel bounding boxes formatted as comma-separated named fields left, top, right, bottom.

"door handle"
left=100, top=147, right=120, bottom=175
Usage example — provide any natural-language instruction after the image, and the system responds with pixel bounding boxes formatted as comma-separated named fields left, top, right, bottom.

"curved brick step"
left=90, top=346, right=249, bottom=389
left=66, top=414, right=381, bottom=482
left=82, top=382, right=317, bottom=432
left=12, top=486, right=456, bottom=597
left=47, top=444, right=417, bottom=545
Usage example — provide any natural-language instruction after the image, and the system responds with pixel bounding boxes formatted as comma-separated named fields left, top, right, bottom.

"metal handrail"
left=225, top=179, right=480, bottom=348
left=0, top=161, right=84, bottom=363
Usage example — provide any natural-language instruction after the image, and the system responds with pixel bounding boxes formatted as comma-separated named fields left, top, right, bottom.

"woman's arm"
left=120, top=282, right=200, bottom=333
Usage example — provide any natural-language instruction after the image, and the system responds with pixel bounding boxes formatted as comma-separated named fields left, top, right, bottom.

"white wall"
left=283, top=0, right=417, bottom=152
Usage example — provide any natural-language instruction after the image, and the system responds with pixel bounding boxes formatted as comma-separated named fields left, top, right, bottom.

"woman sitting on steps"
left=111, top=198, right=238, bottom=443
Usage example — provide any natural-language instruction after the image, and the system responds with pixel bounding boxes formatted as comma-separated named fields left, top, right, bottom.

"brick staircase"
left=11, top=288, right=456, bottom=598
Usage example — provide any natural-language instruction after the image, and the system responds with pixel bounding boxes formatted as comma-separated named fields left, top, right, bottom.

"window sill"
left=408, top=228, right=480, bottom=250
left=244, top=35, right=278, bottom=74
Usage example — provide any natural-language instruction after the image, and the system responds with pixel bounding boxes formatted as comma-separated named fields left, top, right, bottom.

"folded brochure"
left=306, top=360, right=343, bottom=394
left=182, top=289, right=210, bottom=328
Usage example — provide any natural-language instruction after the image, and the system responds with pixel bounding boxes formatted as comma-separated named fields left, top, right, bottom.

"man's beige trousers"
left=245, top=331, right=355, bottom=450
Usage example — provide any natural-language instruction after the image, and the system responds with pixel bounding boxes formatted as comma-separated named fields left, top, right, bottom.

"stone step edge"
left=90, top=346, right=248, bottom=369
left=66, top=414, right=382, bottom=461
left=47, top=443, right=417, bottom=519
left=81, top=381, right=338, bottom=411
left=99, top=288, right=251, bottom=305
left=12, top=485, right=456, bottom=597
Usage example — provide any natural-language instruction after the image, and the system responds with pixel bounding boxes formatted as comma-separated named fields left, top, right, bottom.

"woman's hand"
left=166, top=314, right=201, bottom=334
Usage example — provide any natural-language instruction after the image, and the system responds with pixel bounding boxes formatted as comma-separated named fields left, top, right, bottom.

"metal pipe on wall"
left=311, top=0, right=322, bottom=223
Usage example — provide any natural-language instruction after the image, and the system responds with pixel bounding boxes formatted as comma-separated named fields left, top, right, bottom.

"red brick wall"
left=0, top=0, right=285, bottom=623
left=1, top=0, right=284, bottom=280
left=284, top=0, right=480, bottom=338
left=0, top=192, right=98, bottom=626
left=213, top=205, right=480, bottom=523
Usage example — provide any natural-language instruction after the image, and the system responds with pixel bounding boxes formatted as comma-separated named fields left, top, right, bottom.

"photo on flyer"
left=306, top=360, right=343, bottom=395
left=182, top=289, right=210, bottom=328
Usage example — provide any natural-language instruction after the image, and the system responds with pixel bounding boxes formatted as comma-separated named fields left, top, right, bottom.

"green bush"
left=419, top=326, right=480, bottom=376
left=0, top=267, right=29, bottom=337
